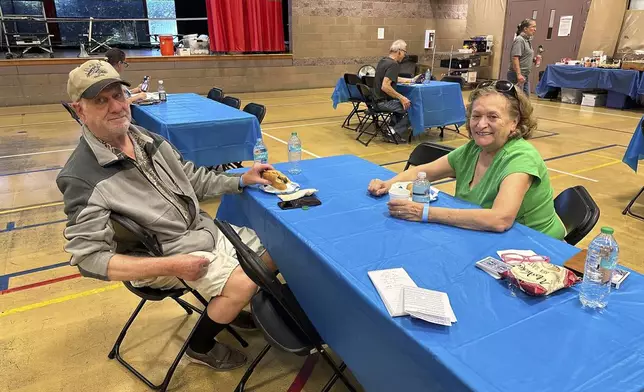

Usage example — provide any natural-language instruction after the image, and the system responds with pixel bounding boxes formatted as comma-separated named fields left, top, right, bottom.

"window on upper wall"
left=146, top=0, right=178, bottom=44
left=0, top=0, right=48, bottom=34
left=629, top=0, right=644, bottom=10
left=53, top=0, right=149, bottom=46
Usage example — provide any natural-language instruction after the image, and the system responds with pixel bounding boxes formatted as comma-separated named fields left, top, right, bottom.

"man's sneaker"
left=186, top=342, right=247, bottom=371
left=230, top=310, right=258, bottom=331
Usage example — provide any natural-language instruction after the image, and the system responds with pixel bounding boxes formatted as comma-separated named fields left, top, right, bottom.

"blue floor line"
left=0, top=219, right=67, bottom=234
left=0, top=167, right=63, bottom=177
left=0, top=261, right=70, bottom=291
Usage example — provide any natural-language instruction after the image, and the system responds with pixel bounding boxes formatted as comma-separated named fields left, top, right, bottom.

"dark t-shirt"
left=374, top=57, right=400, bottom=101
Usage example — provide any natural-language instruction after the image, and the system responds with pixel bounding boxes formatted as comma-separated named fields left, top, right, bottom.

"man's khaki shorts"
left=132, top=225, right=265, bottom=299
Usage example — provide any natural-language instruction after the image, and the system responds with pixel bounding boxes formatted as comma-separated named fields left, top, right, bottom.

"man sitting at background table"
left=373, top=39, right=418, bottom=137
left=57, top=59, right=277, bottom=371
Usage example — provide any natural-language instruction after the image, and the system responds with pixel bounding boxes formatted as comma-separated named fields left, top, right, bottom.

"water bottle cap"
left=417, top=172, right=427, bottom=179
left=158, top=80, right=164, bottom=83
left=256, top=138, right=262, bottom=142
left=291, top=132, right=297, bottom=136
left=600, top=226, right=614, bottom=235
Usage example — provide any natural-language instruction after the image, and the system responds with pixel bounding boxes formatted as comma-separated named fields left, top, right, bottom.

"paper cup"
left=389, top=187, right=410, bottom=201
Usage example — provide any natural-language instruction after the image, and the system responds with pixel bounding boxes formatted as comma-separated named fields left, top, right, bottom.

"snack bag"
left=501, top=261, right=580, bottom=296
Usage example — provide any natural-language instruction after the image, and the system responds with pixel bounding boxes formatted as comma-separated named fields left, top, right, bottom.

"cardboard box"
left=581, top=92, right=607, bottom=107
left=561, top=88, right=582, bottom=104
left=479, top=55, right=490, bottom=67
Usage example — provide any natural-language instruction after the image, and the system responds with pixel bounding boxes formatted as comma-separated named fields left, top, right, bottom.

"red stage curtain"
left=206, top=0, right=285, bottom=53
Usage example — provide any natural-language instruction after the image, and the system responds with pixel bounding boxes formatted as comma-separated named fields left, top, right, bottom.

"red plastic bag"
left=501, top=261, right=580, bottom=296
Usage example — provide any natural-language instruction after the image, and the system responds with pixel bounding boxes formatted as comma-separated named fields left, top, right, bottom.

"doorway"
left=500, top=0, right=591, bottom=93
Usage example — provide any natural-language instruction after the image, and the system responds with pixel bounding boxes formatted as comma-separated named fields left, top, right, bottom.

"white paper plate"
left=391, top=181, right=438, bottom=202
left=261, top=181, right=300, bottom=194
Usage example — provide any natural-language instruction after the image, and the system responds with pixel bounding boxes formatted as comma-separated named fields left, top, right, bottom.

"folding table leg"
left=622, top=186, right=644, bottom=220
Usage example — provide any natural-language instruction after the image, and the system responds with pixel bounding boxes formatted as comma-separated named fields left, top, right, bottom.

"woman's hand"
left=368, top=179, right=392, bottom=196
left=388, top=199, right=425, bottom=222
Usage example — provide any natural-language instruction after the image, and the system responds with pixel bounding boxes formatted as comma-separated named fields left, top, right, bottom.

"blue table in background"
left=332, top=78, right=466, bottom=136
left=218, top=155, right=644, bottom=392
left=536, top=65, right=641, bottom=108
left=131, top=93, right=262, bottom=167
left=623, top=115, right=644, bottom=172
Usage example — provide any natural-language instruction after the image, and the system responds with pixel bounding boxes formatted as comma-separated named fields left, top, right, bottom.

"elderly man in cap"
left=57, top=59, right=274, bottom=370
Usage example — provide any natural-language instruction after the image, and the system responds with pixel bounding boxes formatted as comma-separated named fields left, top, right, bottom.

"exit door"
left=500, top=0, right=590, bottom=93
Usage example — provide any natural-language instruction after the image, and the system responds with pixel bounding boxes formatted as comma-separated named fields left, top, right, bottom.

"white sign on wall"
left=558, top=16, right=573, bottom=37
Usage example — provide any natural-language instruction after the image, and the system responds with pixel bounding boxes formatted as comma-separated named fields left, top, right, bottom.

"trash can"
left=159, top=35, right=174, bottom=56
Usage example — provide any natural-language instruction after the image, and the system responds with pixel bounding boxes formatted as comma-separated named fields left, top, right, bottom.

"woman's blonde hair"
left=465, top=85, right=537, bottom=140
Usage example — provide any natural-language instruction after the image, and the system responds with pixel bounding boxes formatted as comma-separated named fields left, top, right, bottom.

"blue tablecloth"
left=623, top=115, right=644, bottom=172
left=217, top=155, right=644, bottom=392
left=536, top=65, right=641, bottom=99
left=639, top=73, right=644, bottom=97
left=131, top=93, right=262, bottom=167
left=332, top=78, right=466, bottom=135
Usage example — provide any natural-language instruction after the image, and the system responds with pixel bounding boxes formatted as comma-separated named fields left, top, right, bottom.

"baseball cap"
left=67, top=59, right=131, bottom=102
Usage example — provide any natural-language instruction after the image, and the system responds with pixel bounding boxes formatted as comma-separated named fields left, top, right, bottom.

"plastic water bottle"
left=579, top=227, right=620, bottom=309
left=158, top=80, right=167, bottom=101
left=424, top=68, right=431, bottom=84
left=411, top=172, right=431, bottom=203
left=287, top=132, right=302, bottom=175
left=253, top=138, right=268, bottom=164
left=140, top=76, right=150, bottom=92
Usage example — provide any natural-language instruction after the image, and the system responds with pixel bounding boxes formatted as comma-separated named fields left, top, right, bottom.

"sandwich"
left=262, top=170, right=290, bottom=190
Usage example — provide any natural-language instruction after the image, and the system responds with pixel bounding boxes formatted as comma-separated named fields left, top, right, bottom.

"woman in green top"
left=367, top=81, right=566, bottom=240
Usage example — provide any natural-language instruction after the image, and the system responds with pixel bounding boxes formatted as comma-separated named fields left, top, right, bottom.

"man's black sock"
left=188, top=315, right=226, bottom=354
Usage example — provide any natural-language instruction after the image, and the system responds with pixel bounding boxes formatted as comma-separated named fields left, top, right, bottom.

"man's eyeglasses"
left=477, top=80, right=518, bottom=100
left=120, top=61, right=129, bottom=68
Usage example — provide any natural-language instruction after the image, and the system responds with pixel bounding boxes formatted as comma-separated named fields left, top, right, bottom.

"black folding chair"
left=214, top=220, right=357, bottom=392
left=361, top=75, right=375, bottom=88
left=623, top=186, right=644, bottom=221
left=355, top=83, right=400, bottom=146
left=342, top=73, right=367, bottom=132
left=554, top=186, right=600, bottom=246
left=107, top=213, right=248, bottom=392
left=61, top=101, right=82, bottom=125
left=404, top=142, right=455, bottom=170
left=222, top=96, right=242, bottom=109
left=242, top=103, right=267, bottom=124
left=207, top=87, right=224, bottom=102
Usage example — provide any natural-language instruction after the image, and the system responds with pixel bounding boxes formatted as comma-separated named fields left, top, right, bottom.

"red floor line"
left=0, top=273, right=82, bottom=295
left=287, top=353, right=320, bottom=392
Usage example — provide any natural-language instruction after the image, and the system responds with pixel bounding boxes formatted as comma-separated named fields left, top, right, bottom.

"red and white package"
left=501, top=261, right=580, bottom=296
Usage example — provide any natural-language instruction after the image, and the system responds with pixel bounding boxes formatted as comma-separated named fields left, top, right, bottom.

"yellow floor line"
left=550, top=159, right=622, bottom=181
left=0, top=283, right=122, bottom=318
left=0, top=201, right=64, bottom=215
left=587, top=153, right=622, bottom=161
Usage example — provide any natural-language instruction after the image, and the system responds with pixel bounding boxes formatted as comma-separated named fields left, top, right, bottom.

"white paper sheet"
left=403, top=286, right=456, bottom=326
left=558, top=16, right=573, bottom=37
left=368, top=268, right=417, bottom=317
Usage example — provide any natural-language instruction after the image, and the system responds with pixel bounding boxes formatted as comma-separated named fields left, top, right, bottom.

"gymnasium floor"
left=0, top=88, right=642, bottom=392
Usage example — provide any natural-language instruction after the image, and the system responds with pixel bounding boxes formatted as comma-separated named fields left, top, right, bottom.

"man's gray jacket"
left=56, top=125, right=242, bottom=281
